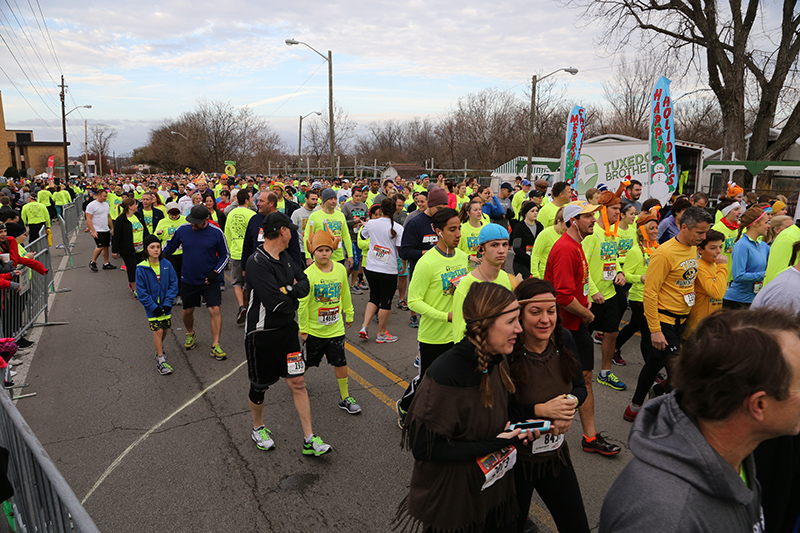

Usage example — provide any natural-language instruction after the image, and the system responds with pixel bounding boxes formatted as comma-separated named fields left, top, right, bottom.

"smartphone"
left=508, top=420, right=551, bottom=432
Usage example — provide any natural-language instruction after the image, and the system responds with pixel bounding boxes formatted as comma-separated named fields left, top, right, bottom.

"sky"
left=0, top=0, right=767, bottom=158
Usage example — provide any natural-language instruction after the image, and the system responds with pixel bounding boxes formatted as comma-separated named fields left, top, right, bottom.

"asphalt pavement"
left=13, top=222, right=650, bottom=532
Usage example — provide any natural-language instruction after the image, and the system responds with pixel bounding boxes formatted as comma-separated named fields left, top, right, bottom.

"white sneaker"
left=252, top=426, right=276, bottom=451
left=376, top=333, right=398, bottom=344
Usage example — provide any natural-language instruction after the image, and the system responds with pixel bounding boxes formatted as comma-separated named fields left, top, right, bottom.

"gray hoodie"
left=600, top=393, right=765, bottom=533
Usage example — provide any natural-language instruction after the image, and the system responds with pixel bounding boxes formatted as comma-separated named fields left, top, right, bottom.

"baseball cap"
left=534, top=179, right=548, bottom=189
left=427, top=186, right=448, bottom=207
left=165, top=202, right=180, bottom=213
left=521, top=179, right=531, bottom=186
left=500, top=183, right=514, bottom=191
left=528, top=190, right=544, bottom=198
left=478, top=223, right=510, bottom=245
left=262, top=212, right=298, bottom=233
left=186, top=205, right=210, bottom=224
left=311, top=181, right=322, bottom=190
left=563, top=201, right=601, bottom=221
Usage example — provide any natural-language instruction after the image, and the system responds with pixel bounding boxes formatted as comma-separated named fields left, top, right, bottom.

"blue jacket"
left=482, top=196, right=506, bottom=218
left=135, top=258, right=179, bottom=318
left=657, top=214, right=679, bottom=244
left=163, top=223, right=230, bottom=285
left=725, top=233, right=770, bottom=304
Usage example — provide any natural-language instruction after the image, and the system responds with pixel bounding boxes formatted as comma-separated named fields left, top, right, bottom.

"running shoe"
left=252, top=426, right=276, bottom=451
left=413, top=355, right=420, bottom=368
left=338, top=396, right=362, bottom=414
left=397, top=299, right=409, bottom=311
left=592, top=332, right=604, bottom=344
left=16, top=338, right=33, bottom=348
left=236, top=305, right=247, bottom=325
left=395, top=399, right=406, bottom=429
left=302, top=434, right=331, bottom=456
left=597, top=371, right=627, bottom=391
left=174, top=295, right=182, bottom=307
left=376, top=332, right=398, bottom=344
left=89, top=261, right=98, bottom=272
left=357, top=280, right=369, bottom=290
left=358, top=327, right=368, bottom=340
left=156, top=356, right=173, bottom=375
left=581, top=433, right=621, bottom=456
left=120, top=264, right=127, bottom=272
left=210, top=344, right=227, bottom=361
left=612, top=350, right=626, bottom=366
left=623, top=404, right=639, bottom=422
left=184, top=332, right=196, bottom=350
left=409, top=315, right=419, bottom=328
left=351, top=285, right=363, bottom=295
left=102, top=263, right=116, bottom=270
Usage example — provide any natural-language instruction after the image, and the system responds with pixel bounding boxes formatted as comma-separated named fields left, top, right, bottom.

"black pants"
left=28, top=223, right=46, bottom=243
left=631, top=320, right=685, bottom=406
left=615, top=283, right=630, bottom=321
left=398, top=342, right=453, bottom=412
left=165, top=253, right=183, bottom=293
left=514, top=460, right=590, bottom=533
left=512, top=261, right=531, bottom=280
left=616, top=301, right=651, bottom=363
left=121, top=252, right=143, bottom=283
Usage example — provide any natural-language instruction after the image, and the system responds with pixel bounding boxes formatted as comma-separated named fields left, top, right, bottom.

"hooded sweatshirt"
left=599, top=393, right=764, bottom=533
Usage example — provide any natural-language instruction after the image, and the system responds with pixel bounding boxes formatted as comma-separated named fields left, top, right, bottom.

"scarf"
left=601, top=206, right=619, bottom=237
left=720, top=217, right=739, bottom=231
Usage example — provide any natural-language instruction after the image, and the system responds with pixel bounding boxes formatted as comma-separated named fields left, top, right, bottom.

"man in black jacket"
left=244, top=212, right=331, bottom=457
left=241, top=192, right=302, bottom=272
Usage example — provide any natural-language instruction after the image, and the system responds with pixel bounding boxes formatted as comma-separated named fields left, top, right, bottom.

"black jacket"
left=137, top=205, right=165, bottom=234
left=510, top=220, right=543, bottom=268
left=244, top=246, right=309, bottom=334
left=112, top=211, right=150, bottom=256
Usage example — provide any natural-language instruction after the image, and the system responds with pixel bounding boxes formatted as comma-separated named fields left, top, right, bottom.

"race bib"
left=525, top=245, right=533, bottom=255
left=531, top=432, right=564, bottom=455
left=372, top=244, right=391, bottom=262
left=583, top=282, right=589, bottom=296
left=603, top=263, right=617, bottom=281
left=257, top=228, right=264, bottom=242
left=422, top=234, right=438, bottom=245
left=287, top=351, right=305, bottom=376
left=753, top=281, right=763, bottom=294
left=318, top=307, right=340, bottom=325
left=477, top=446, right=517, bottom=491
left=684, top=291, right=696, bottom=307
left=134, top=240, right=144, bottom=253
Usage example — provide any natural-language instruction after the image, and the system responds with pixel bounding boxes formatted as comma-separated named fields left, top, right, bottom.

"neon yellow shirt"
left=304, top=209, right=353, bottom=262
left=366, top=191, right=380, bottom=207
left=452, top=269, right=516, bottom=343
left=765, top=224, right=800, bottom=284
left=458, top=220, right=485, bottom=271
left=582, top=222, right=623, bottom=300
left=298, top=262, right=354, bottom=338
left=224, top=206, right=255, bottom=261
left=141, top=208, right=156, bottom=234
left=711, top=220, right=739, bottom=282
left=537, top=201, right=560, bottom=228
left=456, top=194, right=470, bottom=212
left=21, top=202, right=50, bottom=226
left=54, top=190, right=70, bottom=206
left=529, top=226, right=560, bottom=278
left=357, top=226, right=369, bottom=267
left=407, top=247, right=468, bottom=344
left=616, top=224, right=637, bottom=266
left=107, top=193, right=123, bottom=219
left=37, top=189, right=52, bottom=206
left=128, top=215, right=145, bottom=253
left=511, top=190, right=527, bottom=220
left=622, top=244, right=650, bottom=302
left=155, top=216, right=186, bottom=255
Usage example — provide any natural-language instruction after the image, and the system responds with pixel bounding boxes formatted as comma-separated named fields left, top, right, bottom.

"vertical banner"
left=563, top=105, right=585, bottom=187
left=649, top=76, right=677, bottom=204
left=47, top=155, right=55, bottom=180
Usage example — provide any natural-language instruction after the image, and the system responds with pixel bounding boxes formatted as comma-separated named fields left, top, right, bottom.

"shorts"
left=246, top=324, right=303, bottom=389
left=350, top=242, right=362, bottom=272
left=364, top=269, right=398, bottom=310
left=181, top=282, right=222, bottom=309
left=589, top=295, right=621, bottom=333
left=148, top=317, right=171, bottom=331
left=304, top=334, right=347, bottom=367
left=397, top=258, right=408, bottom=277
left=94, top=231, right=111, bottom=248
left=567, top=322, right=595, bottom=372
left=230, top=259, right=244, bottom=288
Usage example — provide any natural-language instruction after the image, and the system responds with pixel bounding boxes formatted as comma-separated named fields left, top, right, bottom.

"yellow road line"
left=345, top=341, right=410, bottom=389
left=349, top=369, right=397, bottom=409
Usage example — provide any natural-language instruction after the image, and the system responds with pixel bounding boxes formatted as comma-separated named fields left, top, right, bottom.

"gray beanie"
left=321, top=188, right=337, bottom=203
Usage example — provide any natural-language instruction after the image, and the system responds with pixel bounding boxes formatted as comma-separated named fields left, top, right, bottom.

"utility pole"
left=84, top=120, right=88, bottom=178
left=526, top=74, right=537, bottom=181
left=59, top=75, right=68, bottom=179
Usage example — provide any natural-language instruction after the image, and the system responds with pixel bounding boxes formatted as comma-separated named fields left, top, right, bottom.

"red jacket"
left=0, top=236, right=48, bottom=290
left=544, top=232, right=590, bottom=331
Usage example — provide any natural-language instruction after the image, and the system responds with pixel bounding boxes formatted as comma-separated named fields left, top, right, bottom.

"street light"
left=286, top=38, right=335, bottom=180
left=298, top=111, right=322, bottom=169
left=59, top=74, right=91, bottom=179
left=170, top=131, right=188, bottom=140
left=526, top=67, right=578, bottom=180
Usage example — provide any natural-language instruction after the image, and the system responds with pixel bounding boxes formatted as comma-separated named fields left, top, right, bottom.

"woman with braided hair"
left=509, top=277, right=589, bottom=533
left=396, top=282, right=537, bottom=533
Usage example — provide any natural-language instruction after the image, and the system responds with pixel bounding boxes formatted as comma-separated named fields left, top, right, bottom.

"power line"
left=264, top=60, right=325, bottom=120
left=28, top=0, right=60, bottom=73
left=0, top=30, right=60, bottom=119
left=3, top=0, right=57, bottom=83
left=0, top=62, right=58, bottom=132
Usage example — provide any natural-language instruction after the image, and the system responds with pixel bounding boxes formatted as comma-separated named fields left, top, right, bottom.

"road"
left=14, top=222, right=649, bottom=532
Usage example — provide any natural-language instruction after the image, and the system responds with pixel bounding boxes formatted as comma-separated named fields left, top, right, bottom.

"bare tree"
left=304, top=104, right=358, bottom=163
left=675, top=96, right=724, bottom=149
left=89, top=124, right=118, bottom=159
left=569, top=0, right=800, bottom=172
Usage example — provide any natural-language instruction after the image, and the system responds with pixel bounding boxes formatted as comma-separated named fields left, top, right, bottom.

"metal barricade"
left=24, top=232, right=49, bottom=256
left=0, top=389, right=100, bottom=533
left=61, top=203, right=79, bottom=237
left=0, top=248, right=68, bottom=342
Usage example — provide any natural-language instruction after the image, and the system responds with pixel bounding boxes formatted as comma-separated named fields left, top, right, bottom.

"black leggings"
left=615, top=282, right=630, bottom=321
left=616, top=301, right=651, bottom=363
left=399, top=342, right=453, bottom=412
left=514, top=460, right=590, bottom=533
left=165, top=253, right=182, bottom=292
left=121, top=252, right=143, bottom=283
left=365, top=269, right=397, bottom=310
left=631, top=321, right=685, bottom=405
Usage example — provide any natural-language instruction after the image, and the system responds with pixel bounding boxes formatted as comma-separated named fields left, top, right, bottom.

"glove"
left=153, top=306, right=164, bottom=317
left=206, top=271, right=219, bottom=284
left=162, top=306, right=172, bottom=316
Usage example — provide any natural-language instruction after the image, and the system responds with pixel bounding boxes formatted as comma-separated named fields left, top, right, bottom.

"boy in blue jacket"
left=136, top=235, right=179, bottom=375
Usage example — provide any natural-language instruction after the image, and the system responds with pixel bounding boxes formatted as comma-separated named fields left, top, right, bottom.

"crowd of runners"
left=1, top=171, right=799, bottom=531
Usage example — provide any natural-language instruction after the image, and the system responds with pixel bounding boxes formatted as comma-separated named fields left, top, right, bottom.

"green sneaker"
left=251, top=426, right=275, bottom=451
left=184, top=332, right=196, bottom=350
left=597, top=371, right=627, bottom=391
left=210, top=344, right=227, bottom=361
left=302, top=434, right=331, bottom=457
